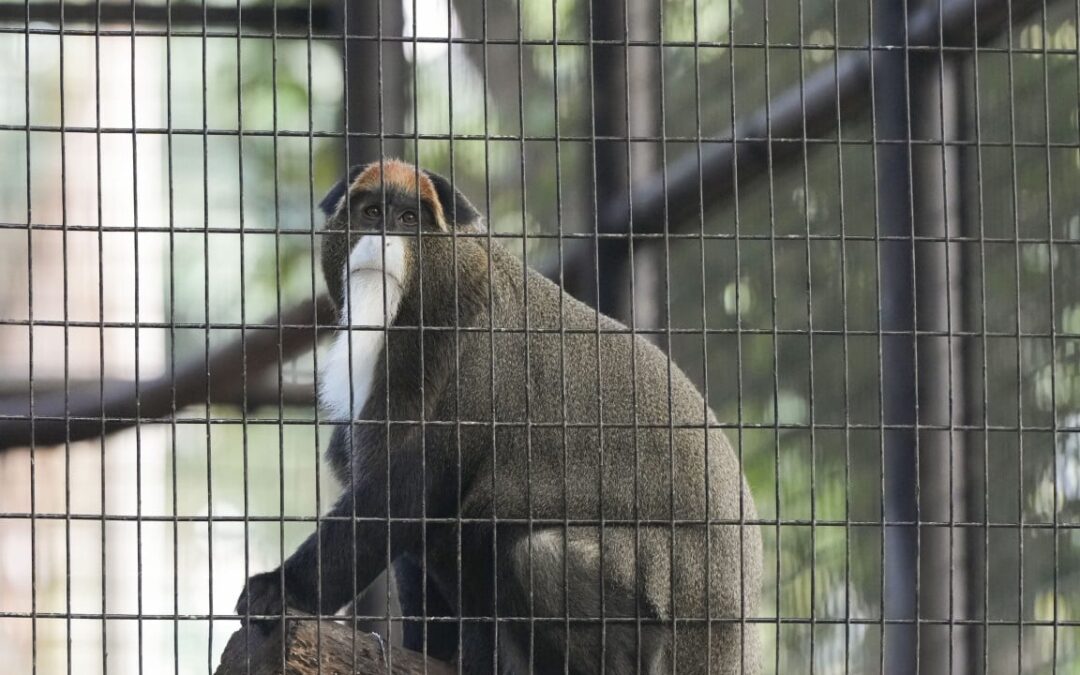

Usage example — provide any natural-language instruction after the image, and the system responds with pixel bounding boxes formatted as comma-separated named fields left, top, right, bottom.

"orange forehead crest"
left=349, top=159, right=446, bottom=227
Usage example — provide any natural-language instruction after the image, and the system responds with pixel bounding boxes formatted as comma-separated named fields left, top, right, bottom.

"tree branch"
left=0, top=295, right=335, bottom=451
left=0, top=1, right=334, bottom=32
left=0, top=378, right=316, bottom=410
left=552, top=0, right=1050, bottom=300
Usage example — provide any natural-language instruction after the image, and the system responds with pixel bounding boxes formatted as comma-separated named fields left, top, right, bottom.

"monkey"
left=235, top=159, right=762, bottom=674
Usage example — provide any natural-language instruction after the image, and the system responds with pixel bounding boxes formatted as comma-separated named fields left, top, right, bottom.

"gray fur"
left=236, top=163, right=762, bottom=674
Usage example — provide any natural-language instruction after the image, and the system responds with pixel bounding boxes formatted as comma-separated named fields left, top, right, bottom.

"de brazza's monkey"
left=236, top=160, right=762, bottom=674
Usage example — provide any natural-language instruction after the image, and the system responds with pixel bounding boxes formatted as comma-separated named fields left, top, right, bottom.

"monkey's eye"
left=362, top=205, right=381, bottom=219
left=400, top=210, right=418, bottom=225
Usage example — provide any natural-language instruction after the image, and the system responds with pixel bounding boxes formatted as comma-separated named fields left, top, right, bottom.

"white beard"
left=318, top=235, right=407, bottom=420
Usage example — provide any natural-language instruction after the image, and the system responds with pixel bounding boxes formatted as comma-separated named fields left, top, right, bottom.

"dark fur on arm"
left=235, top=426, right=401, bottom=627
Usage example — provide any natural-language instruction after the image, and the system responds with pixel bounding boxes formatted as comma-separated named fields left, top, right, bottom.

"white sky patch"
left=402, top=0, right=462, bottom=64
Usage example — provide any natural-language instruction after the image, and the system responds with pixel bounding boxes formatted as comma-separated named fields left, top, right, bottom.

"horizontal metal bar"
left=0, top=611, right=1075, bottom=628
left=1, top=414, right=1074, bottom=434
left=1, top=221, right=1076, bottom=248
left=1, top=512, right=1075, bottom=530
left=1, top=318, right=1074, bottom=340
left=5, top=123, right=1079, bottom=150
left=0, top=14, right=1074, bottom=58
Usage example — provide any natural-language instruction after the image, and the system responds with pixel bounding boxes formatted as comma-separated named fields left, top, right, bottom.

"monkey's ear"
left=423, top=169, right=484, bottom=231
left=318, top=164, right=368, bottom=218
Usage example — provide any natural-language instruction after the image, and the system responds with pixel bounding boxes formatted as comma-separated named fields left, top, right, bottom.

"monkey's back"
left=428, top=243, right=761, bottom=655
left=443, top=244, right=753, bottom=517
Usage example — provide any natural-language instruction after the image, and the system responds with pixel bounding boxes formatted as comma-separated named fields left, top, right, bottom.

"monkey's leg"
left=395, top=554, right=459, bottom=660
left=495, top=527, right=669, bottom=675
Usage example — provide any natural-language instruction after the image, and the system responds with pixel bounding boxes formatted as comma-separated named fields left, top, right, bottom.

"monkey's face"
left=319, top=160, right=483, bottom=317
left=337, top=187, right=439, bottom=309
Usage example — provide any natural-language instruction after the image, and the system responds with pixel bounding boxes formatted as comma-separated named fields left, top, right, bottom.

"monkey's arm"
left=235, top=429, right=402, bottom=628
left=234, top=492, right=395, bottom=630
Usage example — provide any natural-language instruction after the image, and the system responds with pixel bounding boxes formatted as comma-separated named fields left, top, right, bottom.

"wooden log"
left=214, top=614, right=454, bottom=675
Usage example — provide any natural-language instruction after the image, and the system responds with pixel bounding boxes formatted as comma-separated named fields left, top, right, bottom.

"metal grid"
left=0, top=0, right=1077, bottom=673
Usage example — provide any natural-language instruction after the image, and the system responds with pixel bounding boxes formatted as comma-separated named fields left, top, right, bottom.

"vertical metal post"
left=877, top=2, right=971, bottom=673
left=911, top=32, right=969, bottom=675
left=872, top=2, right=918, bottom=673
left=583, top=0, right=659, bottom=324
left=586, top=0, right=630, bottom=316
left=339, top=0, right=406, bottom=165
left=624, top=0, right=661, bottom=336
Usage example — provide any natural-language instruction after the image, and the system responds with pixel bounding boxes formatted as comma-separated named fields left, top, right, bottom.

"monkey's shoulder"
left=469, top=247, right=714, bottom=427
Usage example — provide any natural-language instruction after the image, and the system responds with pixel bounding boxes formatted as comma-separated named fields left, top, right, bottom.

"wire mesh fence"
left=0, top=0, right=1078, bottom=673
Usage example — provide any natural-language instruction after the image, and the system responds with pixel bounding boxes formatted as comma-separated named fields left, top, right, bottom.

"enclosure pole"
left=871, top=1, right=919, bottom=673
left=579, top=0, right=661, bottom=327
left=624, top=0, right=661, bottom=335
left=337, top=0, right=406, bottom=165
left=585, top=0, right=630, bottom=316
left=910, top=26, right=970, bottom=675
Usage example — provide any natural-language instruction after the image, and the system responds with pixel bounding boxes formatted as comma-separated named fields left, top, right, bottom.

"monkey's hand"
left=235, top=569, right=292, bottom=635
